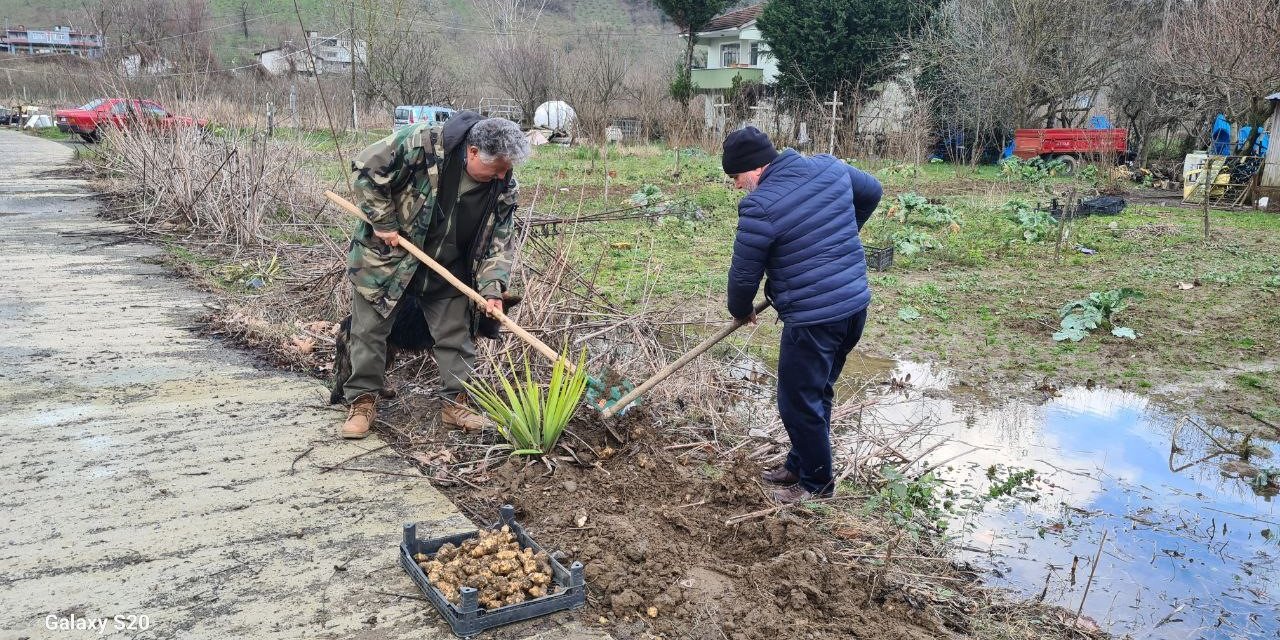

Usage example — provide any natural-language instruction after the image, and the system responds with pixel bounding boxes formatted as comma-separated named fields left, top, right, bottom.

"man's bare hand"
left=483, top=298, right=503, bottom=318
left=373, top=228, right=401, bottom=247
left=736, top=312, right=757, bottom=326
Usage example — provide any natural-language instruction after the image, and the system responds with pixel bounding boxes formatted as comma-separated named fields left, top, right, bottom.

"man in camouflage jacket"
left=339, top=113, right=529, bottom=439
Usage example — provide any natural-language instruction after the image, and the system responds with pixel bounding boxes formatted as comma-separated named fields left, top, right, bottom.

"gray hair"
left=467, top=117, right=531, bottom=165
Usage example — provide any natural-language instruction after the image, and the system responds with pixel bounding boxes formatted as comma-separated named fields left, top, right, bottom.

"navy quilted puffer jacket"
left=727, top=149, right=882, bottom=326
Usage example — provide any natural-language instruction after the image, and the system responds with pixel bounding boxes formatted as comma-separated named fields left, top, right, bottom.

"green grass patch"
left=23, top=127, right=72, bottom=141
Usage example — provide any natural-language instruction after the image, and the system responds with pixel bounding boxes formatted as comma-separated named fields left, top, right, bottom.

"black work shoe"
left=761, top=466, right=800, bottom=485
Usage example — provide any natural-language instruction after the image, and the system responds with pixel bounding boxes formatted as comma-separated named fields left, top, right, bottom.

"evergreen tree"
left=757, top=0, right=935, bottom=102
left=653, top=0, right=732, bottom=104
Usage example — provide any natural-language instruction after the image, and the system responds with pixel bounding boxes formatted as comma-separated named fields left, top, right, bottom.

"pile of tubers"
left=414, top=525, right=555, bottom=609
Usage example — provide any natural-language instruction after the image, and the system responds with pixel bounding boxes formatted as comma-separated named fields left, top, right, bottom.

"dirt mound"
left=454, top=419, right=941, bottom=640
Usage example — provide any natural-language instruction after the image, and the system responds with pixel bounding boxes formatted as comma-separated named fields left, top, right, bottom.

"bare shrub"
left=913, top=0, right=1149, bottom=160
left=356, top=1, right=464, bottom=109
left=487, top=40, right=560, bottom=127
left=1154, top=0, right=1280, bottom=146
left=557, top=28, right=629, bottom=142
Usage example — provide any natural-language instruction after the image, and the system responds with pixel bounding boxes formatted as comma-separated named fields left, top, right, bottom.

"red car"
left=55, top=98, right=208, bottom=142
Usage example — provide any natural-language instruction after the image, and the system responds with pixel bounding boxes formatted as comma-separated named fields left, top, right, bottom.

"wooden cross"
left=713, top=100, right=730, bottom=137
left=824, top=90, right=842, bottom=155
left=749, top=103, right=772, bottom=136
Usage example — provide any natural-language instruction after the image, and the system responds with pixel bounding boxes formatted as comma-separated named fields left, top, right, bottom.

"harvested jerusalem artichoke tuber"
left=421, top=527, right=557, bottom=610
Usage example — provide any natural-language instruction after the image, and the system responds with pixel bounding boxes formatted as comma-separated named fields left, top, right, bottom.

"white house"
left=255, top=44, right=309, bottom=76
left=254, top=33, right=365, bottom=77
left=684, top=2, right=914, bottom=137
left=305, top=31, right=366, bottom=72
left=118, top=53, right=175, bottom=77
left=687, top=4, right=776, bottom=92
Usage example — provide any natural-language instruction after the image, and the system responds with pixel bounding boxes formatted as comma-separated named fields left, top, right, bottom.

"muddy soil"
left=427, top=411, right=946, bottom=640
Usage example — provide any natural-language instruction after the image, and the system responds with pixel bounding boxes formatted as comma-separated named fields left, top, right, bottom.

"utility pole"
left=1201, top=155, right=1213, bottom=241
left=289, top=84, right=298, bottom=130
left=825, top=90, right=842, bottom=156
left=350, top=0, right=358, bottom=130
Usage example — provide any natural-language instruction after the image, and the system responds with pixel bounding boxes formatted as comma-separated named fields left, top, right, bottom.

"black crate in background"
left=865, top=244, right=894, bottom=271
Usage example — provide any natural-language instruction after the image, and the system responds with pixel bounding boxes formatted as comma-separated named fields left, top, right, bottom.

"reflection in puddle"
left=851, top=362, right=1280, bottom=639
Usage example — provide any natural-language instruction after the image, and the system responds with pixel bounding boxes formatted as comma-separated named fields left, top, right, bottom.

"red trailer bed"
left=1013, top=128, right=1128, bottom=161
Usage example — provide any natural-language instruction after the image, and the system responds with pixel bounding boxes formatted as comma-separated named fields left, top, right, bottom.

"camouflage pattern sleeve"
left=475, top=177, right=519, bottom=299
left=350, top=132, right=406, bottom=233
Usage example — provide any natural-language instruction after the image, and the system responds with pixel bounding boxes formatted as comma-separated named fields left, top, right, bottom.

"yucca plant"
left=464, top=349, right=590, bottom=456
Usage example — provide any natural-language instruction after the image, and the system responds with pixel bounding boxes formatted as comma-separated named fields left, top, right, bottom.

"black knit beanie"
left=722, top=126, right=779, bottom=175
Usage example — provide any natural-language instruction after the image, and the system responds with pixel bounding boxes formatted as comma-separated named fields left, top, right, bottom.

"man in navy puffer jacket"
left=722, top=127, right=882, bottom=504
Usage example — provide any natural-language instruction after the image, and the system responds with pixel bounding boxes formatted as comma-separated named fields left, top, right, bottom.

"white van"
left=393, top=105, right=455, bottom=131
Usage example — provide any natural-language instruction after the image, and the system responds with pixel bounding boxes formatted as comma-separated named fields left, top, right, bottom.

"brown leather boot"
left=761, top=466, right=800, bottom=485
left=340, top=393, right=377, bottom=439
left=440, top=392, right=494, bottom=432
left=769, top=485, right=816, bottom=505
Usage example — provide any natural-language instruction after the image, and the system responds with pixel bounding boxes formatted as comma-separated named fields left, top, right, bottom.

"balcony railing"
left=691, top=67, right=763, bottom=90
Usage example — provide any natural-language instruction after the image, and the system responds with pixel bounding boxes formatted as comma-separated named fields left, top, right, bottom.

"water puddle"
left=732, top=353, right=1280, bottom=638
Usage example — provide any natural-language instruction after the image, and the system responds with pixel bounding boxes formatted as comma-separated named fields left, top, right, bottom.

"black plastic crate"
left=400, top=505, right=586, bottom=637
left=865, top=244, right=894, bottom=271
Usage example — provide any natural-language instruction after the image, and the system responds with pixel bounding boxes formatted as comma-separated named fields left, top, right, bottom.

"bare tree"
left=626, top=52, right=683, bottom=140
left=914, top=0, right=1148, bottom=161
left=558, top=28, right=629, bottom=141
left=361, top=33, right=462, bottom=108
left=1110, top=47, right=1200, bottom=162
left=356, top=0, right=463, bottom=108
left=1155, top=0, right=1280, bottom=148
left=237, top=1, right=251, bottom=38
left=473, top=0, right=550, bottom=37
left=487, top=40, right=559, bottom=126
left=102, top=0, right=215, bottom=73
left=80, top=0, right=116, bottom=43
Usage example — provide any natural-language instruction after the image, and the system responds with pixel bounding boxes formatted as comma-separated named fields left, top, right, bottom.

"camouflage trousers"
left=343, top=290, right=476, bottom=403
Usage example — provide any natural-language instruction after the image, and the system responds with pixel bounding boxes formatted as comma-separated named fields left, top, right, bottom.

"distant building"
left=305, top=31, right=365, bottom=72
left=682, top=2, right=912, bottom=137
left=254, top=43, right=314, bottom=76
left=118, top=52, right=175, bottom=77
left=1, top=24, right=104, bottom=58
left=687, top=4, right=775, bottom=91
left=254, top=32, right=365, bottom=77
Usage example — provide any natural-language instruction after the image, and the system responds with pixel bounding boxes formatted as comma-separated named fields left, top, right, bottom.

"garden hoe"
left=323, top=190, right=630, bottom=403
left=598, top=298, right=772, bottom=419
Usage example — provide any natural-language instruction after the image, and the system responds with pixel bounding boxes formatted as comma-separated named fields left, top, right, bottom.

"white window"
left=750, top=42, right=760, bottom=65
left=721, top=43, right=740, bottom=67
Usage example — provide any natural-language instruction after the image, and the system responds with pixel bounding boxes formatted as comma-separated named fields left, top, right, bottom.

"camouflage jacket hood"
left=345, top=112, right=519, bottom=319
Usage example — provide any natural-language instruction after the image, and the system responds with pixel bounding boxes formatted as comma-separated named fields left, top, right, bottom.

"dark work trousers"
left=777, top=308, right=868, bottom=494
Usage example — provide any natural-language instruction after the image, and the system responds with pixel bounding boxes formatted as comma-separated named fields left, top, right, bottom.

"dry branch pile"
left=91, top=126, right=351, bottom=371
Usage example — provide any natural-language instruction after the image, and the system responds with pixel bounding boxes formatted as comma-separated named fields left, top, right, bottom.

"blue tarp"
left=1236, top=125, right=1270, bottom=156
left=1238, top=125, right=1253, bottom=152
left=1210, top=114, right=1233, bottom=155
